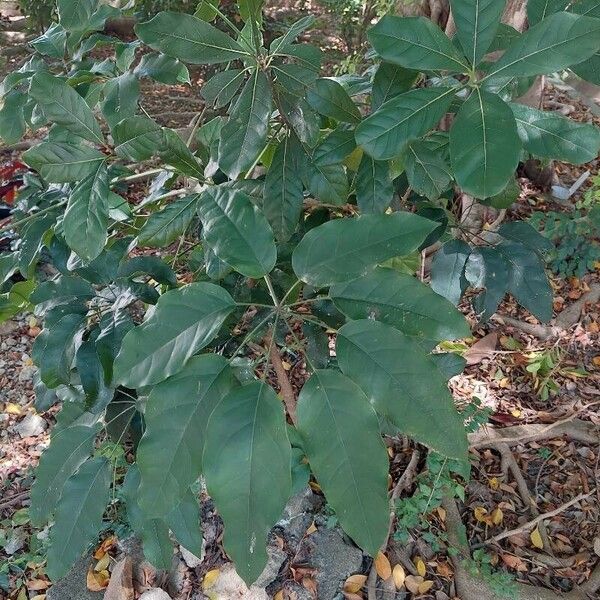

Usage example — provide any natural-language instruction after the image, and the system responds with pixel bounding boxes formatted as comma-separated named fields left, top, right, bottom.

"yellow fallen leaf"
left=203, top=569, right=220, bottom=589
left=474, top=506, right=488, bottom=522
left=342, top=593, right=363, bottom=600
left=491, top=508, right=504, bottom=526
left=95, top=553, right=110, bottom=572
left=392, top=564, right=405, bottom=590
left=306, top=521, right=317, bottom=535
left=5, top=403, right=22, bottom=415
left=374, top=551, right=392, bottom=580
left=86, top=568, right=109, bottom=591
left=404, top=575, right=423, bottom=594
left=281, top=360, right=292, bottom=371
left=30, top=595, right=46, bottom=600
left=489, top=477, right=500, bottom=490
left=593, top=356, right=600, bottom=367
left=418, top=580, right=434, bottom=594
left=415, top=557, right=426, bottom=577
left=273, top=591, right=284, bottom=600
left=93, top=535, right=116, bottom=559
left=28, top=316, right=38, bottom=328
left=511, top=408, right=522, bottom=418
left=436, top=506, right=446, bottom=521
left=344, top=574, right=367, bottom=593
left=530, top=527, right=544, bottom=549
left=17, top=588, right=27, bottom=600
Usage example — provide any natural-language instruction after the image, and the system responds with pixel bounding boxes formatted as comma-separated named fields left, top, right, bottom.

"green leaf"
left=263, top=134, right=304, bottom=242
left=337, top=319, right=468, bottom=459
left=450, top=0, right=505, bottom=66
left=368, top=16, right=469, bottom=72
left=96, top=309, right=133, bottom=384
left=313, top=127, right=356, bottom=166
left=57, top=0, right=98, bottom=31
left=32, top=313, right=86, bottom=388
left=159, top=129, right=204, bottom=180
left=356, top=87, right=456, bottom=161
left=305, top=158, right=348, bottom=206
left=306, top=78, right=360, bottom=123
left=497, top=241, right=553, bottom=322
left=430, top=239, right=471, bottom=305
left=331, top=267, right=470, bottom=342
left=355, top=154, right=393, bottom=214
left=372, top=62, right=419, bottom=110
left=136, top=11, right=249, bottom=65
left=450, top=89, right=521, bottom=198
left=292, top=212, right=436, bottom=287
left=0, top=91, right=26, bottom=145
left=480, top=177, right=520, bottom=209
left=466, top=246, right=510, bottom=320
left=166, top=489, right=204, bottom=558
left=29, top=72, right=103, bottom=144
left=204, top=381, right=291, bottom=584
left=138, top=195, right=199, bottom=248
left=218, top=69, right=273, bottom=179
left=113, top=116, right=163, bottom=162
left=497, top=221, right=553, bottom=254
left=404, top=138, right=452, bottom=200
left=239, top=0, right=265, bottom=22
left=31, top=23, right=67, bottom=58
left=113, top=282, right=236, bottom=388
left=201, top=69, right=246, bottom=109
left=63, top=162, right=109, bottom=262
left=47, top=457, right=111, bottom=581
left=197, top=186, right=277, bottom=278
left=273, top=63, right=319, bottom=96
left=195, top=0, right=220, bottom=21
left=486, top=12, right=600, bottom=80
left=270, top=15, right=316, bottom=54
left=123, top=465, right=173, bottom=571
left=528, top=0, right=570, bottom=25
left=137, top=354, right=236, bottom=518
left=510, top=102, right=600, bottom=164
left=101, top=73, right=140, bottom=128
left=296, top=370, right=389, bottom=556
left=30, top=424, right=99, bottom=526
left=134, top=53, right=191, bottom=85
left=23, top=142, right=106, bottom=183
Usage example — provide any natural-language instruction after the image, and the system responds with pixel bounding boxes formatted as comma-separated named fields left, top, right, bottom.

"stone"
left=18, top=365, right=37, bottom=382
left=206, top=563, right=268, bottom=600
left=46, top=557, right=104, bottom=600
left=15, top=414, right=46, bottom=438
left=302, top=527, right=364, bottom=600
left=103, top=557, right=134, bottom=600
left=0, top=320, right=19, bottom=335
left=180, top=545, right=203, bottom=569
left=139, top=589, right=172, bottom=600
left=254, top=545, right=287, bottom=588
left=275, top=488, right=322, bottom=544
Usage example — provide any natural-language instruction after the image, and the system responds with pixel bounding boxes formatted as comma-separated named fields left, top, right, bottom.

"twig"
left=474, top=492, right=592, bottom=548
left=0, top=491, right=29, bottom=510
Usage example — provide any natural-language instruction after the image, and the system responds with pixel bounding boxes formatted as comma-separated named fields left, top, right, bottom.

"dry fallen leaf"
left=436, top=562, right=453, bottom=578
left=93, top=535, right=117, bottom=559
left=474, top=506, right=488, bottom=522
left=392, top=564, right=405, bottom=590
left=95, top=553, right=111, bottom=572
left=415, top=557, right=426, bottom=578
left=491, top=508, right=504, bottom=525
left=26, top=579, right=50, bottom=591
left=344, top=574, right=367, bottom=593
left=489, top=477, right=500, bottom=490
left=30, top=595, right=46, bottom=600
left=374, top=551, right=392, bottom=580
left=273, top=591, right=285, bottom=600
left=306, top=521, right=317, bottom=535
left=530, top=527, right=544, bottom=549
left=5, top=403, right=21, bottom=415
left=501, top=554, right=527, bottom=572
left=203, top=569, right=220, bottom=589
left=342, top=593, right=363, bottom=600
left=418, top=580, right=434, bottom=594
left=86, top=567, right=110, bottom=591
left=436, top=506, right=446, bottom=521
left=465, top=332, right=498, bottom=365
left=404, top=575, right=424, bottom=594
left=594, top=538, right=600, bottom=558
left=16, top=587, right=27, bottom=600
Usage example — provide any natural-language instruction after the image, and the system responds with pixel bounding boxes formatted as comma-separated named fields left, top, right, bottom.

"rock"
left=15, top=414, right=47, bottom=438
left=180, top=545, right=203, bottom=569
left=255, top=545, right=287, bottom=588
left=276, top=488, right=322, bottom=544
left=103, top=557, right=134, bottom=600
left=302, top=527, right=364, bottom=600
left=18, top=365, right=37, bottom=382
left=139, top=589, right=172, bottom=600
left=206, top=563, right=268, bottom=600
left=0, top=320, right=19, bottom=335
left=46, top=557, right=104, bottom=600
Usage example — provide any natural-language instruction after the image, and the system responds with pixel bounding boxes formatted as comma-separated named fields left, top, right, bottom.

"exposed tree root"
left=494, top=284, right=600, bottom=340
left=269, top=341, right=297, bottom=426
left=469, top=417, right=599, bottom=449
